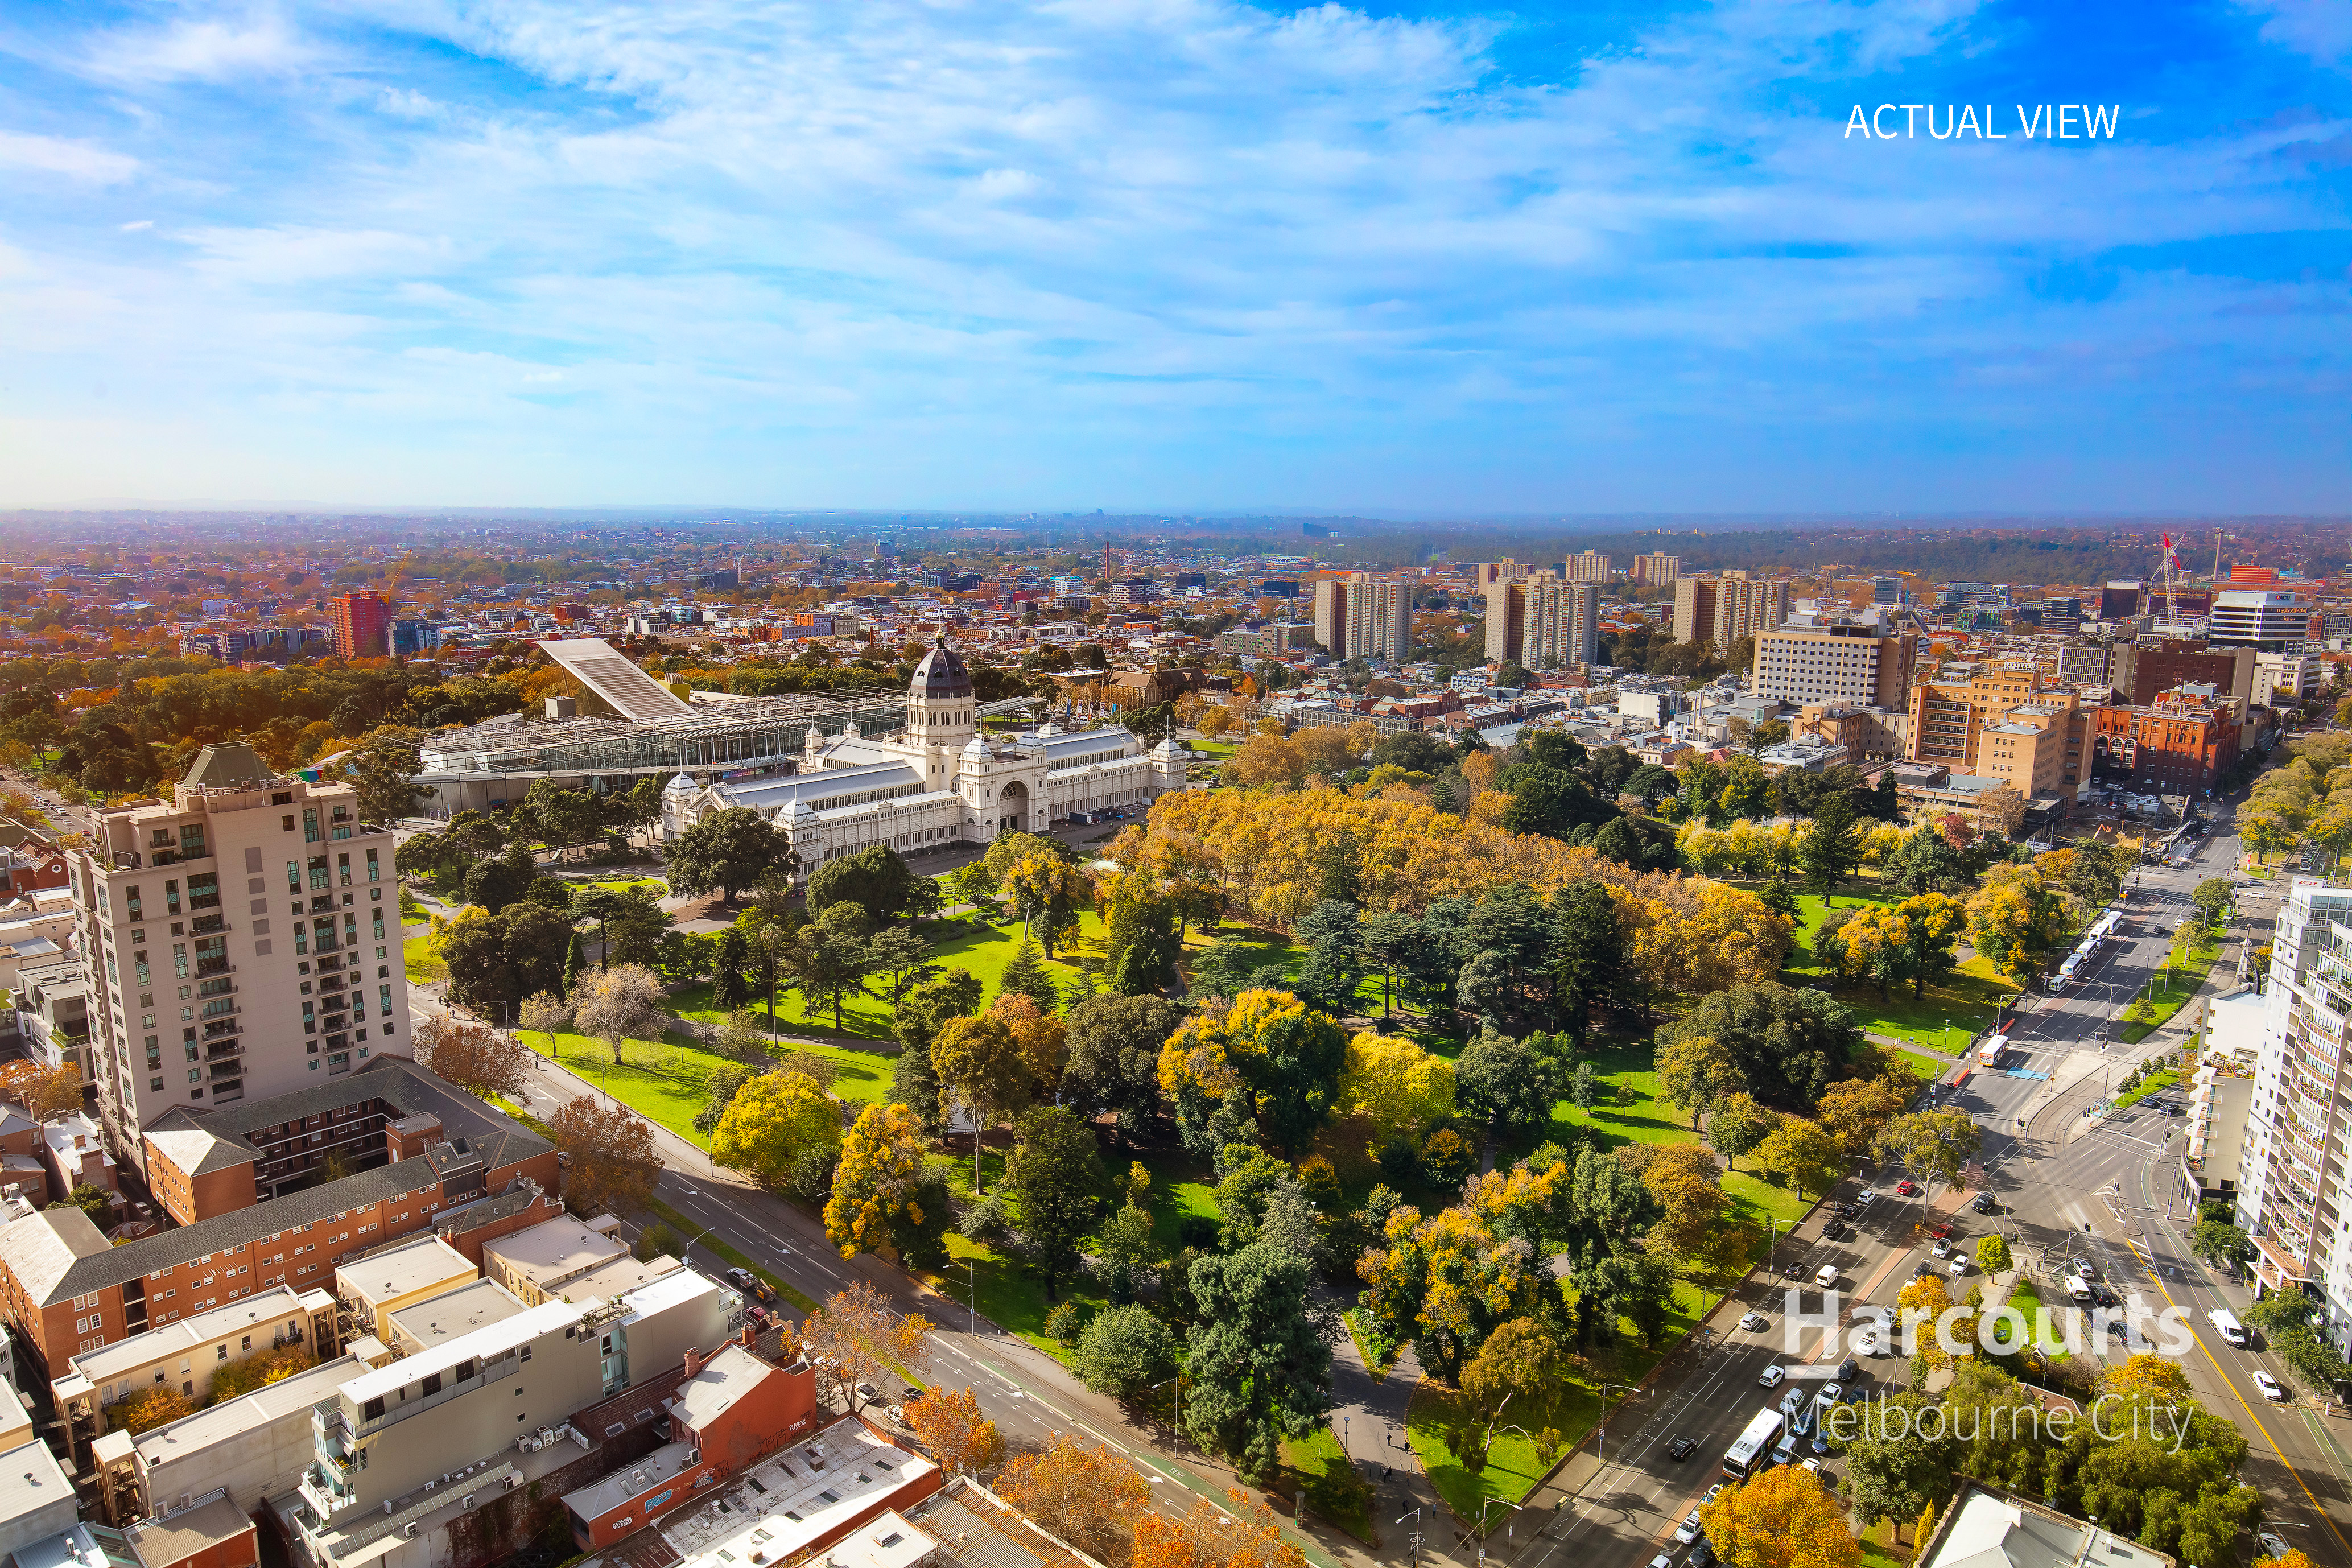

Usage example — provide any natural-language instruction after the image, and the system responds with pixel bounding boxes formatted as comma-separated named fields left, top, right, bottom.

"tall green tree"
left=1801, top=789, right=1862, bottom=899
left=1549, top=879, right=1623, bottom=1036
left=1005, top=1107, right=1104, bottom=1300
left=1060, top=993, right=1182, bottom=1141
left=807, top=844, right=930, bottom=926
left=1182, top=1243, right=1332, bottom=1483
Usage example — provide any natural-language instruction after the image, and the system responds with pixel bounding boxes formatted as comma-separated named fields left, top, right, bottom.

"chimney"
left=684, top=1346, right=704, bottom=1380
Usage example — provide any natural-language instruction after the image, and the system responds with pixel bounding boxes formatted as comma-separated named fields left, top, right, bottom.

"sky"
left=1, top=0, right=2349, bottom=514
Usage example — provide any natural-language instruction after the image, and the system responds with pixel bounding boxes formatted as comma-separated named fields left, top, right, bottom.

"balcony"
left=204, top=1041, right=245, bottom=1062
left=195, top=959, right=234, bottom=979
left=191, top=914, right=227, bottom=936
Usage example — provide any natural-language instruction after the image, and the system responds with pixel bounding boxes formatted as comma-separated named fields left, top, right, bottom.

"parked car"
left=1688, top=1542, right=1717, bottom=1568
left=1925, top=1220, right=1954, bottom=1239
left=725, top=1266, right=758, bottom=1293
left=1676, top=1511, right=1705, bottom=1544
left=1972, top=1194, right=1998, bottom=1215
left=2259, top=1533, right=2292, bottom=1560
left=1931, top=1239, right=1953, bottom=1259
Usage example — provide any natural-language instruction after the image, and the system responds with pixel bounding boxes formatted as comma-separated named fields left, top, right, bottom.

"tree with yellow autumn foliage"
left=1698, top=1462, right=1862, bottom=1568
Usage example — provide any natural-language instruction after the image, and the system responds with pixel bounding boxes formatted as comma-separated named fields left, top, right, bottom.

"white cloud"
left=2238, top=0, right=2352, bottom=67
left=120, top=218, right=153, bottom=231
left=81, top=10, right=318, bottom=84
left=0, top=130, right=138, bottom=183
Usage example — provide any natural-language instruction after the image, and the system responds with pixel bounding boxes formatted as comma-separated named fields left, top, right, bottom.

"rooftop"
left=340, top=1298, right=584, bottom=1411
left=386, top=1277, right=527, bottom=1353
left=134, top=1356, right=363, bottom=1470
left=671, top=1344, right=773, bottom=1432
left=63, top=1284, right=327, bottom=1388
left=339, top=1233, right=475, bottom=1307
left=655, top=1420, right=938, bottom=1568
left=1921, top=1484, right=2170, bottom=1568
left=0, top=1437, right=73, bottom=1540
left=484, top=1214, right=627, bottom=1285
left=124, top=1492, right=255, bottom=1567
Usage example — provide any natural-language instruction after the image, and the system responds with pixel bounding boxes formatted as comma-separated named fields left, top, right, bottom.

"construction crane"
left=2157, top=531, right=2184, bottom=624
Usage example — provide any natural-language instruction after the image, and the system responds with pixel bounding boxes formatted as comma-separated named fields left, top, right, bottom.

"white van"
left=2068, top=1279, right=2093, bottom=1303
left=2209, top=1308, right=2248, bottom=1348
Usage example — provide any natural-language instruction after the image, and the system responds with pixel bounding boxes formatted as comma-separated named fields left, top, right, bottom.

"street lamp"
left=1395, top=1508, right=1425, bottom=1568
left=1152, top=1373, right=1181, bottom=1435
left=1474, top=1499, right=1523, bottom=1562
left=1597, top=1383, right=1645, bottom=1464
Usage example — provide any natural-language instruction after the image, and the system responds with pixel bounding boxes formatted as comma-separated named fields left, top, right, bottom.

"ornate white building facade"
left=656, top=638, right=1188, bottom=873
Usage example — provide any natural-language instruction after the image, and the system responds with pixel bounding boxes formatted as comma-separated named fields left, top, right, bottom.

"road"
left=1512, top=808, right=2352, bottom=1568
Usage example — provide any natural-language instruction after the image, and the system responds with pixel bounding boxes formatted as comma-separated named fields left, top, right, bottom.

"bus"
left=1978, top=1034, right=2008, bottom=1069
left=1724, top=1408, right=1785, bottom=1478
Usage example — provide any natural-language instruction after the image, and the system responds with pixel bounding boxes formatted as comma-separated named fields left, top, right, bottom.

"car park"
left=2254, top=1371, right=2288, bottom=1401
left=1740, top=1311, right=1770, bottom=1332
left=1815, top=1264, right=1840, bottom=1288
left=1669, top=1437, right=1699, bottom=1460
left=1676, top=1511, right=1705, bottom=1544
left=1760, top=1365, right=1786, bottom=1388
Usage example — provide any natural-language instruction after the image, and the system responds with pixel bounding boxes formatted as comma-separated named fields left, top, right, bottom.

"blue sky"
left=1, top=0, right=2347, bottom=512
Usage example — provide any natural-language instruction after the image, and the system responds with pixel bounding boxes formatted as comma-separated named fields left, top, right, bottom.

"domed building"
left=657, top=636, right=1187, bottom=874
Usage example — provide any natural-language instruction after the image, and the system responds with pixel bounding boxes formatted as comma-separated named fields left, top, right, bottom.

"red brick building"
left=2088, top=686, right=2243, bottom=795
left=0, top=1058, right=558, bottom=1376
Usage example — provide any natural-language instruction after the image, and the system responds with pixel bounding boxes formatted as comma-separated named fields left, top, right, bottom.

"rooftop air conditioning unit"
left=403, top=1524, right=418, bottom=1539
left=461, top=1495, right=474, bottom=1511
left=505, top=1475, right=521, bottom=1491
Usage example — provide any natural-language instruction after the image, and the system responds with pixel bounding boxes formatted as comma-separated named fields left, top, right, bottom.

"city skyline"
left=3, top=1, right=2347, bottom=511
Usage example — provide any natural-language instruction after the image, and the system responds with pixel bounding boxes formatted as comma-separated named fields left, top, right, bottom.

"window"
left=337, top=853, right=351, bottom=887
left=303, top=809, right=320, bottom=843
left=367, top=848, right=380, bottom=882
left=286, top=860, right=300, bottom=893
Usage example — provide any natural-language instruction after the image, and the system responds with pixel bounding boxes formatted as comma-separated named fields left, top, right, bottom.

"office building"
left=1484, top=573, right=1599, bottom=670
left=2099, top=580, right=2144, bottom=620
left=391, top=619, right=442, bottom=657
left=2115, top=639, right=2257, bottom=707
left=1311, top=573, right=1411, bottom=662
left=1905, top=665, right=2087, bottom=801
left=2054, top=642, right=2115, bottom=690
left=1670, top=573, right=1788, bottom=651
left=1871, top=575, right=1903, bottom=605
left=328, top=593, right=393, bottom=660
left=1561, top=551, right=1611, bottom=583
left=70, top=742, right=407, bottom=1156
left=2242, top=879, right=2352, bottom=1352
left=2210, top=588, right=2308, bottom=651
left=1748, top=624, right=1916, bottom=709
left=1632, top=553, right=1683, bottom=587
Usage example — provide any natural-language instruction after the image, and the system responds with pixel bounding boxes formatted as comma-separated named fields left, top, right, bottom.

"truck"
left=2208, top=1308, right=2248, bottom=1348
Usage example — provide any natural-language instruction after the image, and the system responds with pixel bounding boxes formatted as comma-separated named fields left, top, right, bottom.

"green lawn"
left=2113, top=1068, right=2182, bottom=1110
left=1404, top=1278, right=1720, bottom=1521
left=519, top=1021, right=898, bottom=1149
left=1281, top=1423, right=1375, bottom=1542
left=2119, top=939, right=2222, bottom=1043
left=1782, top=892, right=2021, bottom=1051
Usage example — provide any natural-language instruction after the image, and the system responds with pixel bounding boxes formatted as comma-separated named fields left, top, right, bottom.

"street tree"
left=1072, top=1303, right=1174, bottom=1398
left=799, top=1280, right=934, bottom=1415
left=712, top=1070, right=842, bottom=1190
left=412, top=1013, right=531, bottom=1099
left=517, top=990, right=571, bottom=1057
left=906, top=1385, right=1005, bottom=1476
left=997, top=1438, right=1150, bottom=1565
left=547, top=1096, right=662, bottom=1216
left=823, top=1103, right=952, bottom=1266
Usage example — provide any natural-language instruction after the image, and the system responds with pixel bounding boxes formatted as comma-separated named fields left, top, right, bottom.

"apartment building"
left=1561, top=550, right=1611, bottom=583
left=1473, top=560, right=1535, bottom=591
left=1670, top=572, right=1788, bottom=651
left=1789, top=702, right=1911, bottom=764
left=2054, top=642, right=2116, bottom=690
left=1748, top=624, right=1916, bottom=709
left=1631, top=553, right=1683, bottom=587
left=338, top=1234, right=478, bottom=1346
left=72, top=741, right=408, bottom=1166
left=2254, top=650, right=2323, bottom=710
left=2240, top=880, right=2352, bottom=1348
left=1484, top=572, right=1599, bottom=670
left=2086, top=686, right=2243, bottom=796
left=2099, top=580, right=2144, bottom=620
left=329, top=593, right=394, bottom=661
left=1973, top=691, right=2086, bottom=805
left=1310, top=573, right=1411, bottom=662
left=0, top=1057, right=558, bottom=1380
left=2112, top=639, right=2256, bottom=706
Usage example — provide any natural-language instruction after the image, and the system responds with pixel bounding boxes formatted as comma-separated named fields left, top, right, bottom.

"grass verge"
left=1281, top=1424, right=1375, bottom=1543
left=2118, top=942, right=2221, bottom=1043
left=2112, top=1068, right=2181, bottom=1111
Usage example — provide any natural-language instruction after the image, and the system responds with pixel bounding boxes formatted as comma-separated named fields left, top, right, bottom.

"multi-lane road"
left=1514, top=808, right=2352, bottom=1568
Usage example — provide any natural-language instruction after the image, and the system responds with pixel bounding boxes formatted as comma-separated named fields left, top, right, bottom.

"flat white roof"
left=338, top=1236, right=474, bottom=1306
left=341, top=1299, right=584, bottom=1408
left=661, top=1423, right=937, bottom=1567
left=620, top=1266, right=727, bottom=1324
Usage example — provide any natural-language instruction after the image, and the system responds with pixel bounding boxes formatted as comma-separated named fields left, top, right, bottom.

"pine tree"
left=713, top=928, right=752, bottom=1010
left=563, top=930, right=587, bottom=995
left=890, top=1033, right=945, bottom=1133
left=1758, top=874, right=1799, bottom=919
left=1000, top=938, right=1061, bottom=1015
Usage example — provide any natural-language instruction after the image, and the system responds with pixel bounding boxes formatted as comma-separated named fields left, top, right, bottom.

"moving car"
left=1931, top=1238, right=1953, bottom=1258
left=2259, top=1534, right=2292, bottom=1561
left=1815, top=1264, right=1840, bottom=1288
left=1948, top=1256, right=1970, bottom=1277
left=1895, top=1179, right=1919, bottom=1196
left=2254, top=1371, right=2288, bottom=1402
left=1740, top=1311, right=1770, bottom=1333
left=1856, top=1189, right=1880, bottom=1206
left=1676, top=1511, right=1705, bottom=1544
left=1823, top=1222, right=1850, bottom=1241
left=1669, top=1437, right=1699, bottom=1461
left=1855, top=1327, right=1884, bottom=1357
left=1925, top=1220, right=1954, bottom=1239
left=1837, top=1356, right=1860, bottom=1382
left=2072, top=1260, right=2097, bottom=1280
left=1760, top=1365, right=1787, bottom=1388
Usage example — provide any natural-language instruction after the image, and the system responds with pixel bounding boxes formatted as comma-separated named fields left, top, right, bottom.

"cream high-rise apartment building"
left=1749, top=624, right=1917, bottom=709
left=1312, top=572, right=1412, bottom=662
left=1486, top=572, right=1599, bottom=669
left=1561, top=551, right=1611, bottom=583
left=71, top=742, right=408, bottom=1171
left=1671, top=572, right=1788, bottom=650
left=1632, top=553, right=1684, bottom=587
